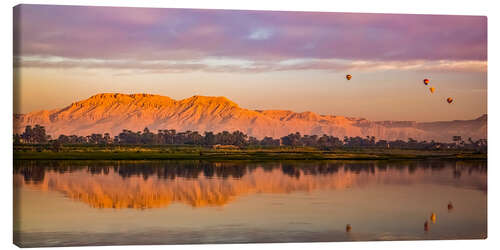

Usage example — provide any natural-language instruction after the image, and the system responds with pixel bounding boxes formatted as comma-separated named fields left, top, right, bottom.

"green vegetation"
left=15, top=125, right=487, bottom=152
left=13, top=124, right=486, bottom=161
left=14, top=144, right=486, bottom=161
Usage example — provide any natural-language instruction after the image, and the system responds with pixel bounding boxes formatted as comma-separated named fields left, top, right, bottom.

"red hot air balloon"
left=346, top=74, right=352, bottom=80
left=423, top=79, right=430, bottom=85
left=447, top=97, right=453, bottom=104
left=448, top=202, right=454, bottom=212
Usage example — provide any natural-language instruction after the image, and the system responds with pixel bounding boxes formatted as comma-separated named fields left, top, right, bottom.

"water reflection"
left=14, top=160, right=487, bottom=209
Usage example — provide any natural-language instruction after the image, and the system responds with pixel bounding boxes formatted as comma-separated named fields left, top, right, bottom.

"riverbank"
left=13, top=145, right=486, bottom=161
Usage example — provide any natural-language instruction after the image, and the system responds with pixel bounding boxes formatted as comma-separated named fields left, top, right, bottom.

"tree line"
left=14, top=124, right=487, bottom=151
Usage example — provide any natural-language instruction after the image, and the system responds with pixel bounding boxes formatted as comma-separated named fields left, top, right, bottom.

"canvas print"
left=13, top=4, right=487, bottom=247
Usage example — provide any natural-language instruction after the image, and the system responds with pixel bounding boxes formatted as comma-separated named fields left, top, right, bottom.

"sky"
left=13, top=4, right=487, bottom=122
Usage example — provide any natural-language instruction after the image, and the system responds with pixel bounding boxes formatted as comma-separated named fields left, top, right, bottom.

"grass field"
left=13, top=144, right=487, bottom=161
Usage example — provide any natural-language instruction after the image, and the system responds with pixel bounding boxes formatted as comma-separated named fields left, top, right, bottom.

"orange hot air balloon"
left=346, top=74, right=352, bottom=80
left=429, top=87, right=435, bottom=93
left=447, top=97, right=453, bottom=104
left=430, top=213, right=437, bottom=224
left=423, top=79, right=430, bottom=85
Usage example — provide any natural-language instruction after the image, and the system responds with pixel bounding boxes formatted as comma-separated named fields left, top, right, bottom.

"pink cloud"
left=14, top=5, right=487, bottom=65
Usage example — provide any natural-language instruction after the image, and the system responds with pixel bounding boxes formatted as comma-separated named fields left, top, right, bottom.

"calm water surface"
left=13, top=160, right=487, bottom=247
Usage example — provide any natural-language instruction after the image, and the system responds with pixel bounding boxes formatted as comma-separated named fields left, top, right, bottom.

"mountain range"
left=13, top=93, right=487, bottom=142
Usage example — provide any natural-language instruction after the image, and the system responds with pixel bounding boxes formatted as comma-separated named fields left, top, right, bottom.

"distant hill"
left=13, top=93, right=487, bottom=142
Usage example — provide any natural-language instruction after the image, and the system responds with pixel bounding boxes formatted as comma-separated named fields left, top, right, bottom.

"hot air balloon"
left=447, top=97, right=453, bottom=104
left=448, top=201, right=454, bottom=212
left=429, top=87, right=435, bottom=93
left=346, top=74, right=352, bottom=80
left=430, top=213, right=437, bottom=224
left=346, top=224, right=352, bottom=232
left=423, top=79, right=430, bottom=85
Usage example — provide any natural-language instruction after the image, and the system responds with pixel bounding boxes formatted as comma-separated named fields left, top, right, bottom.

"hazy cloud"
left=15, top=55, right=487, bottom=74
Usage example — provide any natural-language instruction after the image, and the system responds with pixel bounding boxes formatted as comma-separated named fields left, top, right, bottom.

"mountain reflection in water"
left=14, top=160, right=487, bottom=209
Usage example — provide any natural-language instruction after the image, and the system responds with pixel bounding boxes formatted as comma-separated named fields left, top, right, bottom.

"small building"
left=212, top=144, right=239, bottom=150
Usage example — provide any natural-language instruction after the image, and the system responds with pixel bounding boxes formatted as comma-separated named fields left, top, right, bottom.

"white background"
left=0, top=0, right=497, bottom=249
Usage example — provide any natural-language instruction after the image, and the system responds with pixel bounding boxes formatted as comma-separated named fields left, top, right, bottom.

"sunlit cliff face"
left=13, top=93, right=487, bottom=142
left=14, top=162, right=486, bottom=209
